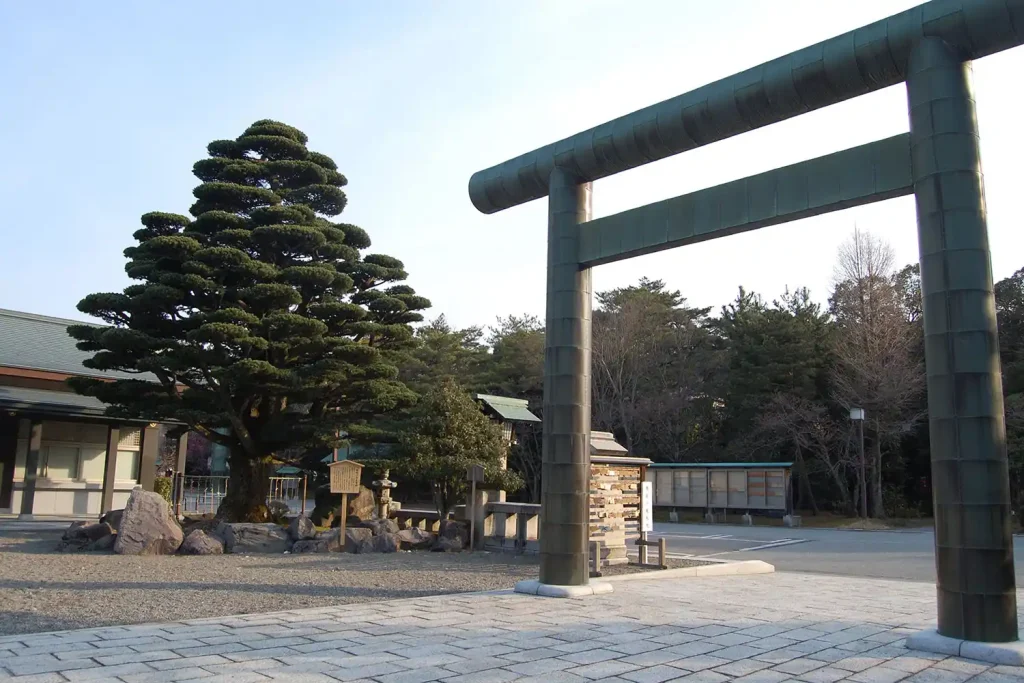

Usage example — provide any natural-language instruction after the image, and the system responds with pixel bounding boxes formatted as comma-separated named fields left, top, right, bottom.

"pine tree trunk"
left=217, top=448, right=272, bottom=522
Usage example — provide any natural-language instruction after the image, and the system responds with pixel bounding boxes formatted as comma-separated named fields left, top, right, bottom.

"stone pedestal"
left=513, top=579, right=613, bottom=598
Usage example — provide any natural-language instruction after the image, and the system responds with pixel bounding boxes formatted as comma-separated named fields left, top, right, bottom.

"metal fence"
left=173, top=474, right=307, bottom=517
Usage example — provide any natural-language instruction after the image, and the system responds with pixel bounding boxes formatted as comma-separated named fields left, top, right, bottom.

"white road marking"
left=697, top=538, right=809, bottom=557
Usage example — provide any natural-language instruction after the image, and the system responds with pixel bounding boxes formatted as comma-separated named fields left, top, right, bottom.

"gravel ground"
left=0, top=526, right=712, bottom=636
left=0, top=527, right=539, bottom=636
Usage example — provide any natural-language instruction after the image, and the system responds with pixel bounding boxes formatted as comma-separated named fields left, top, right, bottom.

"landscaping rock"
left=288, top=514, right=316, bottom=542
left=82, top=522, right=114, bottom=542
left=432, top=536, right=464, bottom=552
left=179, top=529, right=224, bottom=555
left=311, top=484, right=374, bottom=528
left=268, top=500, right=291, bottom=523
left=358, top=518, right=399, bottom=537
left=373, top=533, right=400, bottom=553
left=396, top=527, right=435, bottom=550
left=114, top=489, right=183, bottom=556
left=439, top=519, right=469, bottom=545
left=215, top=523, right=291, bottom=554
left=348, top=486, right=376, bottom=520
left=290, top=539, right=328, bottom=553
left=62, top=521, right=89, bottom=540
left=317, top=529, right=344, bottom=552
left=344, top=527, right=374, bottom=553
left=99, top=509, right=124, bottom=532
left=85, top=533, right=116, bottom=552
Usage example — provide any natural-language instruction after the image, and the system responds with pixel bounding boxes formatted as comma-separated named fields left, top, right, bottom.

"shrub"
left=154, top=476, right=173, bottom=505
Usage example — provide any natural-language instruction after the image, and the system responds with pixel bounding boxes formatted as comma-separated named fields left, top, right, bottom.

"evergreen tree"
left=68, top=120, right=429, bottom=521
left=394, top=378, right=521, bottom=517
left=715, top=287, right=833, bottom=458
left=400, top=315, right=489, bottom=395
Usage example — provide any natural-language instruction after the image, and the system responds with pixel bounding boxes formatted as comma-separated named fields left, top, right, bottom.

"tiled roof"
left=0, top=308, right=142, bottom=380
left=0, top=385, right=108, bottom=416
left=590, top=430, right=628, bottom=456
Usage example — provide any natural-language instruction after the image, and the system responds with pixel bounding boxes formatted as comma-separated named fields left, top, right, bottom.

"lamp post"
left=850, top=407, right=866, bottom=518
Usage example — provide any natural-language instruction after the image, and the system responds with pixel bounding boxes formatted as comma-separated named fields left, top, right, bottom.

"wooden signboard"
left=328, top=460, right=363, bottom=540
left=329, top=460, right=363, bottom=494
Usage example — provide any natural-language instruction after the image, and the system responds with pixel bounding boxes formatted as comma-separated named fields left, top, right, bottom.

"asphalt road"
left=648, top=522, right=1024, bottom=582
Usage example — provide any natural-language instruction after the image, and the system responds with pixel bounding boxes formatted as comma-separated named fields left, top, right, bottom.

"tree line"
left=409, top=229, right=1024, bottom=520
left=69, top=120, right=1024, bottom=521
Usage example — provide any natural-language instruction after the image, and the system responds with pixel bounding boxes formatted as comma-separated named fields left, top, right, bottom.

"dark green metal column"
left=540, top=166, right=592, bottom=586
left=907, top=37, right=1017, bottom=643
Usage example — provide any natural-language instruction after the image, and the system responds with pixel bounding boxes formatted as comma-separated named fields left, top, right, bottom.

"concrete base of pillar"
left=513, top=579, right=613, bottom=598
left=17, top=513, right=35, bottom=521
left=907, top=629, right=1024, bottom=665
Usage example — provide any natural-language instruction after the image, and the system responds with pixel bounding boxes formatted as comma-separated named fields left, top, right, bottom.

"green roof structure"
left=472, top=394, right=540, bottom=423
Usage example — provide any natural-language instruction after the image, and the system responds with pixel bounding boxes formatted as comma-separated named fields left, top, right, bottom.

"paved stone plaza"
left=1, top=572, right=1021, bottom=683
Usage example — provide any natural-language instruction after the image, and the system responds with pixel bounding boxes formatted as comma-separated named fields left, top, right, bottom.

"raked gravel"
left=0, top=525, right=539, bottom=636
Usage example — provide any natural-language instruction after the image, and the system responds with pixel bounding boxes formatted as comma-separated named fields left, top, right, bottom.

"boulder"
left=291, top=539, right=328, bottom=553
left=348, top=486, right=376, bottom=520
left=439, top=519, right=469, bottom=545
left=82, top=522, right=114, bottom=542
left=373, top=533, right=400, bottom=553
left=396, top=527, right=435, bottom=550
left=63, top=521, right=89, bottom=540
left=432, top=536, right=464, bottom=553
left=178, top=529, right=224, bottom=555
left=310, top=484, right=374, bottom=527
left=358, top=518, right=399, bottom=537
left=215, top=522, right=292, bottom=554
left=114, top=489, right=183, bottom=556
left=99, top=509, right=124, bottom=532
left=288, top=514, right=316, bottom=542
left=344, top=527, right=374, bottom=553
left=268, top=500, right=291, bottom=523
left=85, top=533, right=117, bottom=552
left=316, top=529, right=344, bottom=552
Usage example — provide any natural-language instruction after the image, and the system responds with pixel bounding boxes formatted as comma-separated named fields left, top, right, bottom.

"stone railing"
left=479, top=502, right=540, bottom=554
left=393, top=508, right=442, bottom=532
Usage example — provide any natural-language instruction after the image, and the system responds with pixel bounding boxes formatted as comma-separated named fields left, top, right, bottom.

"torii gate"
left=469, top=0, right=1024, bottom=651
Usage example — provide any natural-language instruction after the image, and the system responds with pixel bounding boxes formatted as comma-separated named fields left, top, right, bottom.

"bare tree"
left=593, top=296, right=664, bottom=453
left=830, top=228, right=925, bottom=517
left=757, top=394, right=857, bottom=516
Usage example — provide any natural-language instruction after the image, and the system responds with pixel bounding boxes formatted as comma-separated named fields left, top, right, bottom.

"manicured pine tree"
left=69, top=120, right=429, bottom=521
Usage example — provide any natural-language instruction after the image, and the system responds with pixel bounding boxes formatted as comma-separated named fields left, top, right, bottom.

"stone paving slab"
left=1, top=573, right=1023, bottom=682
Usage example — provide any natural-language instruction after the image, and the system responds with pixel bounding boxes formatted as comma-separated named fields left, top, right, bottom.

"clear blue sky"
left=2, top=1, right=1023, bottom=329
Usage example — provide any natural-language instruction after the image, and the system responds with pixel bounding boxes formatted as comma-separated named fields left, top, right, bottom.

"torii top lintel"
left=468, top=0, right=1024, bottom=215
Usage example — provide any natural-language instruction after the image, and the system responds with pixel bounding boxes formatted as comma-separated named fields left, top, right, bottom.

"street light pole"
left=851, top=408, right=866, bottom=518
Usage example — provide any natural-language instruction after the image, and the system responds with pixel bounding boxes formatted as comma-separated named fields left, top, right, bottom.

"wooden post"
left=639, top=530, right=649, bottom=566
left=659, top=537, right=667, bottom=569
left=469, top=479, right=476, bottom=552
left=338, top=493, right=348, bottom=540
left=19, top=419, right=42, bottom=519
left=100, top=424, right=120, bottom=515
left=301, top=475, right=308, bottom=516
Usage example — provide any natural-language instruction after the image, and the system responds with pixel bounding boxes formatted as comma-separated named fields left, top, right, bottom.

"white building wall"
left=9, top=418, right=141, bottom=517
